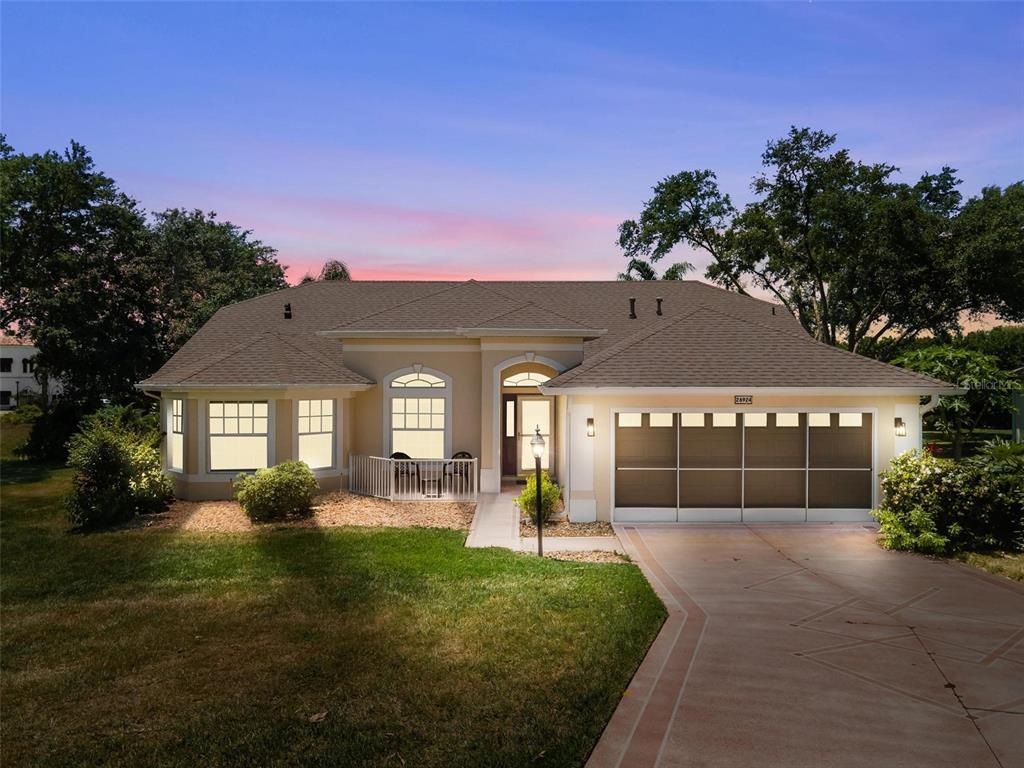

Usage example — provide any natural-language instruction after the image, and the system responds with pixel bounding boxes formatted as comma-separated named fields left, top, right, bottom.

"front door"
left=518, top=395, right=553, bottom=473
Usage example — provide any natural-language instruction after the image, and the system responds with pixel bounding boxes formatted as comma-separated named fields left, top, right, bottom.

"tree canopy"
left=618, top=127, right=1024, bottom=351
left=300, top=259, right=353, bottom=283
left=0, top=137, right=287, bottom=405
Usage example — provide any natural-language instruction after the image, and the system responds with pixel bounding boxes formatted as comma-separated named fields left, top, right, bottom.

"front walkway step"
left=465, top=492, right=520, bottom=549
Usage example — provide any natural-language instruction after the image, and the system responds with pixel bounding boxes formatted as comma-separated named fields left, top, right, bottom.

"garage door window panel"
left=745, top=413, right=806, bottom=468
left=809, top=413, right=871, bottom=468
left=679, top=417, right=742, bottom=469
left=616, top=413, right=676, bottom=469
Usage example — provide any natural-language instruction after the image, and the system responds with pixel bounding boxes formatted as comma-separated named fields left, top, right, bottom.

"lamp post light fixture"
left=530, top=425, right=546, bottom=557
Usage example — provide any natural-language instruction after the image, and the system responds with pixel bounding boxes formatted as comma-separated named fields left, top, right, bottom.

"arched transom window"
left=386, top=368, right=450, bottom=458
left=390, top=372, right=446, bottom=388
left=503, top=371, right=551, bottom=387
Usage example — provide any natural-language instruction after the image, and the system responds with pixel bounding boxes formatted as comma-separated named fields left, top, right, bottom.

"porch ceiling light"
left=586, top=417, right=595, bottom=437
left=894, top=417, right=907, bottom=437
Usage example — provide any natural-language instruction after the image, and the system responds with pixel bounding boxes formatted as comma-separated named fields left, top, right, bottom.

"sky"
left=2, top=2, right=1022, bottom=284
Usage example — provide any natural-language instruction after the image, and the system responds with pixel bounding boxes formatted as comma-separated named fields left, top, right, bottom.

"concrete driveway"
left=589, top=525, right=1024, bottom=768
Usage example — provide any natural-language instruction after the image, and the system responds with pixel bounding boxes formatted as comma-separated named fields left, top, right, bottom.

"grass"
left=957, top=551, right=1024, bottom=582
left=0, top=428, right=665, bottom=768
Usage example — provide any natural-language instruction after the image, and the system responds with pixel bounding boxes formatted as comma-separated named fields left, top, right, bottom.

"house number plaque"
left=734, top=395, right=753, bottom=405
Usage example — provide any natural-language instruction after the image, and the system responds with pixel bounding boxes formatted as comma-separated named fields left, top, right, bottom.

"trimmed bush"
left=873, top=448, right=1024, bottom=555
left=233, top=461, right=318, bottom=522
left=516, top=470, right=562, bottom=524
left=5, top=403, right=42, bottom=425
left=65, top=420, right=172, bottom=530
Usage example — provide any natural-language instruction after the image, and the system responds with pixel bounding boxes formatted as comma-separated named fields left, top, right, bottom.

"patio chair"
left=443, top=451, right=474, bottom=495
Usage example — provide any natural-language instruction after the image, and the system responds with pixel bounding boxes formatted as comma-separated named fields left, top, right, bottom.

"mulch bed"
left=544, top=551, right=630, bottom=565
left=138, top=492, right=476, bottom=533
left=520, top=519, right=615, bottom=538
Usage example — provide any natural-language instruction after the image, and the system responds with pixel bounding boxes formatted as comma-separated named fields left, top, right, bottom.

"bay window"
left=298, top=399, right=334, bottom=469
left=168, top=398, right=184, bottom=472
left=208, top=401, right=268, bottom=471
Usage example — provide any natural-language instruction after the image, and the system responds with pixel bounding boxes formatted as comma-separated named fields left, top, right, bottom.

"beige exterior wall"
left=158, top=387, right=358, bottom=501
left=560, top=392, right=921, bottom=522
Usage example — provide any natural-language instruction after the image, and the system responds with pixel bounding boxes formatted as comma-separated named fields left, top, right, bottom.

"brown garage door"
left=613, top=411, right=874, bottom=522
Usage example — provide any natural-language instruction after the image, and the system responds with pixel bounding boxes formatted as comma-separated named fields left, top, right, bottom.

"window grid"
left=171, top=399, right=183, bottom=434
left=298, top=399, right=334, bottom=435
left=391, top=397, right=445, bottom=431
left=208, top=401, right=268, bottom=436
left=503, top=371, right=552, bottom=387
left=390, top=372, right=446, bottom=388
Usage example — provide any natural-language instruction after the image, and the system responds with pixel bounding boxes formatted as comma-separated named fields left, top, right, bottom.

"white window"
left=744, top=413, right=768, bottom=428
left=680, top=413, right=705, bottom=427
left=649, top=412, right=674, bottom=428
left=775, top=413, right=800, bottom=427
left=839, top=412, right=863, bottom=428
left=387, top=368, right=449, bottom=458
left=712, top=413, right=737, bottom=428
left=503, top=371, right=551, bottom=387
left=809, top=413, right=832, bottom=428
left=617, top=413, right=642, bottom=428
left=168, top=398, right=184, bottom=472
left=208, top=401, right=269, bottom=471
left=390, top=372, right=446, bottom=388
left=298, top=399, right=334, bottom=469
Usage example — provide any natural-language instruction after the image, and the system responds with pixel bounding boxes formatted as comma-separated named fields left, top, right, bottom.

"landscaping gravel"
left=545, top=551, right=630, bottom=564
left=520, top=519, right=615, bottom=537
left=142, top=492, right=476, bottom=532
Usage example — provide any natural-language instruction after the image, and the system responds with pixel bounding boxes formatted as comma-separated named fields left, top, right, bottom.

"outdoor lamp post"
left=530, top=425, right=546, bottom=557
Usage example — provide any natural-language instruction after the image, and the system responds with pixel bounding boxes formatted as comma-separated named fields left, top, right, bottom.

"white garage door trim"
left=610, top=406, right=878, bottom=523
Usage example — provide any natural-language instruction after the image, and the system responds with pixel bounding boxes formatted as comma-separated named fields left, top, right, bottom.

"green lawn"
left=0, top=442, right=664, bottom=767
left=957, top=551, right=1024, bottom=582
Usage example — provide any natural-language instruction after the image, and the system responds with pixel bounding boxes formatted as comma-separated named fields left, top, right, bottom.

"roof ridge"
left=270, top=332, right=371, bottom=383
left=696, top=304, right=952, bottom=388
left=328, top=280, right=479, bottom=330
left=473, top=298, right=592, bottom=330
left=550, top=306, right=706, bottom=385
left=171, top=332, right=275, bottom=382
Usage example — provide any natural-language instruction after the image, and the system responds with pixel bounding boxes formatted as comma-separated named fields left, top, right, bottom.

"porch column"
left=568, top=401, right=597, bottom=522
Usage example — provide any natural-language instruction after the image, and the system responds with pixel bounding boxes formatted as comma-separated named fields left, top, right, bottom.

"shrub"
left=16, top=400, right=85, bottom=462
left=516, top=471, right=562, bottom=524
left=233, top=461, right=318, bottom=522
left=65, top=421, right=172, bottom=530
left=5, top=403, right=42, bottom=425
left=873, top=449, right=1023, bottom=555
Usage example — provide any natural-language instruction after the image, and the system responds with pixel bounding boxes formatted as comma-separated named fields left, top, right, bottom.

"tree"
left=0, top=137, right=157, bottom=404
left=618, top=127, right=1024, bottom=351
left=319, top=259, right=352, bottom=281
left=147, top=209, right=286, bottom=356
left=617, top=258, right=693, bottom=281
left=0, top=138, right=288, bottom=405
left=894, top=346, right=1017, bottom=459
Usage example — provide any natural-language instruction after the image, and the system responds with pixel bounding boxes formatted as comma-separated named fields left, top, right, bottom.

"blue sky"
left=3, top=2, right=1022, bottom=282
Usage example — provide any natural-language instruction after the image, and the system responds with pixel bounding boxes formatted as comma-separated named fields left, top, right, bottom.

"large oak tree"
left=618, top=127, right=1024, bottom=351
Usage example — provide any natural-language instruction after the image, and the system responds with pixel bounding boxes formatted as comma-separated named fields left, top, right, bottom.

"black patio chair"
left=389, top=452, right=418, bottom=477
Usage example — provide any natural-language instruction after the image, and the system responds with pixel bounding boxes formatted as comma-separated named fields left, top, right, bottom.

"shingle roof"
left=544, top=305, right=952, bottom=391
left=140, top=280, right=953, bottom=391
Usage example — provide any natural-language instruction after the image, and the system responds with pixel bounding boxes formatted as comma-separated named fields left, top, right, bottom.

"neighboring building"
left=138, top=280, right=959, bottom=521
left=0, top=334, right=61, bottom=410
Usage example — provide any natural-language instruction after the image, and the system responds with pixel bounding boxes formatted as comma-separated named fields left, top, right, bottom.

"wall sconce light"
left=894, top=417, right=907, bottom=437
left=586, top=417, right=596, bottom=437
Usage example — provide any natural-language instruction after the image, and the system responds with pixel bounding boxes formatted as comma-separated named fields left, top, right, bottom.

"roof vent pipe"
left=284, top=303, right=292, bottom=319
left=628, top=297, right=637, bottom=319
left=656, top=297, right=663, bottom=316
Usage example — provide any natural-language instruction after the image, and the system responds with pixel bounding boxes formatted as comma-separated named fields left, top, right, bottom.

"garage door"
left=614, top=411, right=873, bottom=522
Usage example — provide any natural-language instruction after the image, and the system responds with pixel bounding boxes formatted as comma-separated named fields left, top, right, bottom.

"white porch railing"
left=349, top=456, right=479, bottom=502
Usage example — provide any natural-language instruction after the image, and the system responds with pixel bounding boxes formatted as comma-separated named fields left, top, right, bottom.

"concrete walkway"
left=588, top=524, right=1024, bottom=768
left=466, top=491, right=621, bottom=553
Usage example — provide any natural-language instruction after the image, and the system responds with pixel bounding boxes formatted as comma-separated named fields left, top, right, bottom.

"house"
left=0, top=334, right=62, bottom=410
left=138, top=280, right=957, bottom=522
